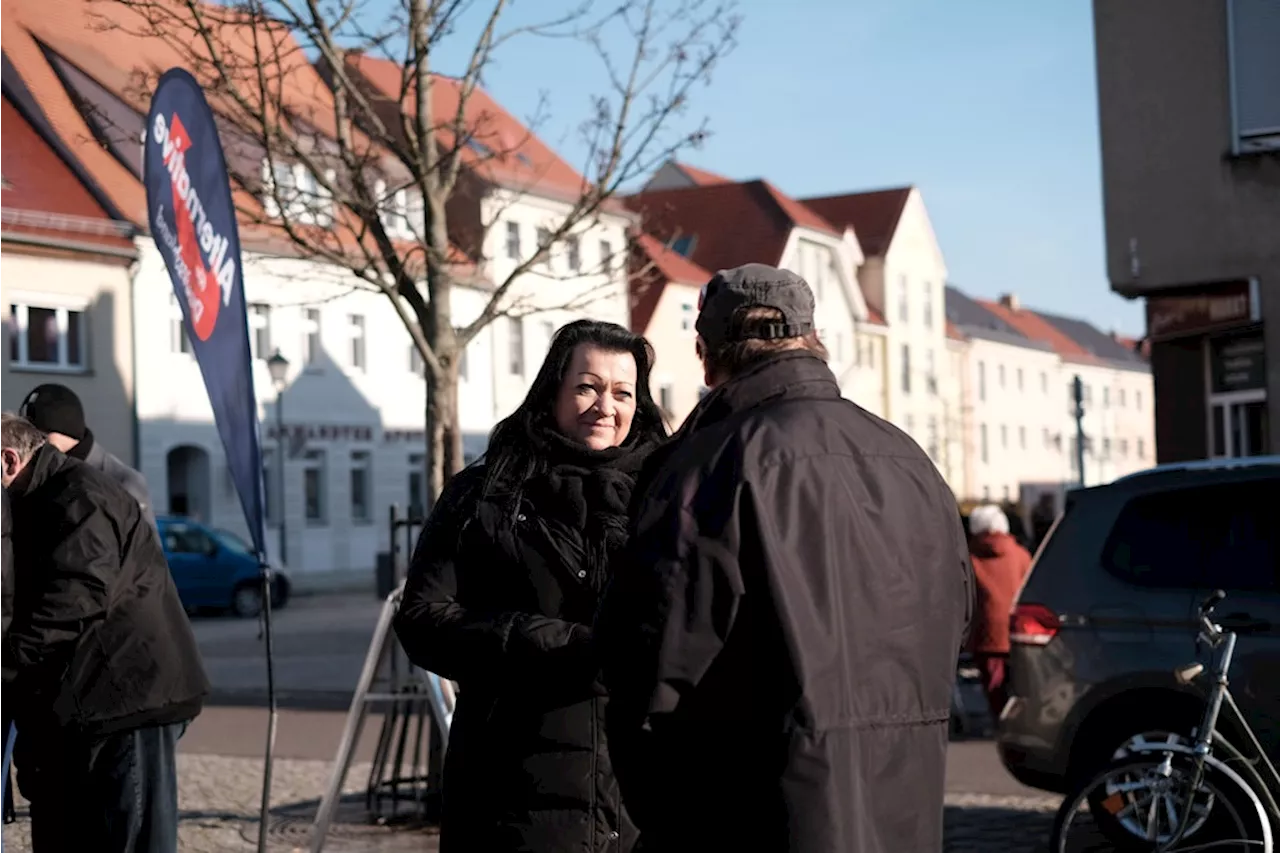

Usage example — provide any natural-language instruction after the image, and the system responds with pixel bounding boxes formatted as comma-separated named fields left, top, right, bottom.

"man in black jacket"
left=597, top=264, right=973, bottom=853
left=1, top=412, right=208, bottom=852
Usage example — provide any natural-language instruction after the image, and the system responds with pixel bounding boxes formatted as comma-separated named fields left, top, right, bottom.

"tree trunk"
left=423, top=360, right=463, bottom=510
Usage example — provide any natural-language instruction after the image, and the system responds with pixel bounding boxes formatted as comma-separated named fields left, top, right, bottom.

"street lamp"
left=267, top=350, right=289, bottom=564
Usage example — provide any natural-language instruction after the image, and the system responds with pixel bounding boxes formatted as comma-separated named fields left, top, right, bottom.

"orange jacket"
left=967, top=532, right=1033, bottom=655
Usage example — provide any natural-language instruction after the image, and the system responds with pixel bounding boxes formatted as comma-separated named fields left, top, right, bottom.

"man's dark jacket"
left=597, top=352, right=974, bottom=853
left=3, top=445, right=208, bottom=739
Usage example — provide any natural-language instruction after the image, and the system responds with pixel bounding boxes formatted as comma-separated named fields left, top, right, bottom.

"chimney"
left=999, top=293, right=1020, bottom=312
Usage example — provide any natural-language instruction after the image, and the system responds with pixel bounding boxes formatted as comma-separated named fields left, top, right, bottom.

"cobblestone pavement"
left=2, top=753, right=1064, bottom=852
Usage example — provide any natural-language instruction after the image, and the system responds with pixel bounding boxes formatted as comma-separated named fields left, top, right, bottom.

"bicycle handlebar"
left=1198, top=588, right=1228, bottom=645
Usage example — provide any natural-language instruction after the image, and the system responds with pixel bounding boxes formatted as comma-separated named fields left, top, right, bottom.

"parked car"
left=998, top=457, right=1280, bottom=820
left=157, top=516, right=291, bottom=617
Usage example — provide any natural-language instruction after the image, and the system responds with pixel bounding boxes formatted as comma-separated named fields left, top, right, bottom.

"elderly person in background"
left=966, top=503, right=1034, bottom=718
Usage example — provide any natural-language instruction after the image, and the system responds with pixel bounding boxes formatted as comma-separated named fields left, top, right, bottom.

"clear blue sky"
left=426, top=0, right=1144, bottom=336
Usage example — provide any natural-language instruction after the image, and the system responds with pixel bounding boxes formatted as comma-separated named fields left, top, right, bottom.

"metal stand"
left=309, top=507, right=453, bottom=853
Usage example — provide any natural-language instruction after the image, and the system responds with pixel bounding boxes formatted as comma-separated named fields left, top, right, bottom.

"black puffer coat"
left=394, top=431, right=654, bottom=853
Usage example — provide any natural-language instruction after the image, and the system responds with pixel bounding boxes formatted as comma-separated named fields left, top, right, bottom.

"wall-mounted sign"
left=1146, top=279, right=1258, bottom=340
left=1210, top=331, right=1267, bottom=393
left=265, top=424, right=375, bottom=442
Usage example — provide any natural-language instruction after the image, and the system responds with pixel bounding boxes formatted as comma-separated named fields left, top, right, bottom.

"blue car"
left=157, top=516, right=291, bottom=618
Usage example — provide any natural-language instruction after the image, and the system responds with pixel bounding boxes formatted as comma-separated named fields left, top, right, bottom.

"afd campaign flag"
left=145, top=68, right=268, bottom=558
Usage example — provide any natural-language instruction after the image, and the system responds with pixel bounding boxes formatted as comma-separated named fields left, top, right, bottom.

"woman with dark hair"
left=393, top=319, right=667, bottom=853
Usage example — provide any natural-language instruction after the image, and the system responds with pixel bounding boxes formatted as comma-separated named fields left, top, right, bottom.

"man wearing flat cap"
left=19, top=383, right=156, bottom=528
left=597, top=263, right=974, bottom=853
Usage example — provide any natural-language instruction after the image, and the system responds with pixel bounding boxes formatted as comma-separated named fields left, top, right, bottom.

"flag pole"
left=256, top=555, right=279, bottom=853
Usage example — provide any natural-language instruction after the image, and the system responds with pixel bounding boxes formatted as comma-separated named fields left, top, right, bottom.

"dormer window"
left=373, top=179, right=423, bottom=239
left=261, top=159, right=334, bottom=227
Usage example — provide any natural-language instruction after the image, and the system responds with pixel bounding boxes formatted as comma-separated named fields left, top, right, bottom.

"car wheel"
left=231, top=583, right=263, bottom=618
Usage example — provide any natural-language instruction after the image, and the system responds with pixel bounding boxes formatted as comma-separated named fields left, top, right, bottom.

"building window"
left=350, top=450, right=371, bottom=523
left=1118, top=388, right=1127, bottom=407
left=905, top=414, right=915, bottom=436
left=536, top=227, right=553, bottom=269
left=925, top=349, right=937, bottom=394
left=509, top=316, right=525, bottom=375
left=262, top=447, right=280, bottom=525
left=1137, top=438, right=1146, bottom=459
left=980, top=424, right=989, bottom=464
left=248, top=303, right=271, bottom=360
left=1018, top=425, right=1026, bottom=449
left=659, top=384, right=674, bottom=413
left=1120, top=438, right=1129, bottom=458
left=303, top=308, right=321, bottom=366
left=681, top=301, right=694, bottom=332
left=505, top=222, right=521, bottom=260
left=1043, top=427, right=1052, bottom=448
left=1041, top=371, right=1048, bottom=393
left=1136, top=390, right=1143, bottom=411
left=303, top=449, right=326, bottom=524
left=348, top=314, right=366, bottom=371
left=599, top=240, right=613, bottom=276
left=1226, top=0, right=1280, bottom=155
left=261, top=160, right=333, bottom=226
left=169, top=294, right=193, bottom=355
left=900, top=344, right=911, bottom=393
left=927, top=416, right=939, bottom=461
left=1016, top=367, right=1024, bottom=391
left=565, top=236, right=581, bottom=273
left=1000, top=424, right=1008, bottom=449
left=978, top=361, right=986, bottom=402
left=8, top=301, right=87, bottom=370
left=1103, top=386, right=1111, bottom=408
left=998, top=364, right=1006, bottom=388
left=410, top=344, right=425, bottom=377
left=408, top=453, right=425, bottom=517
left=373, top=179, right=421, bottom=238
left=897, top=275, right=908, bottom=323
left=921, top=281, right=933, bottom=329
left=542, top=321, right=556, bottom=354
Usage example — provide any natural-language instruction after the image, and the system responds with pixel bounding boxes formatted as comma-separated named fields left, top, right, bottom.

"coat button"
left=608, top=830, right=620, bottom=841
left=576, top=569, right=587, bottom=578
left=516, top=513, right=527, bottom=522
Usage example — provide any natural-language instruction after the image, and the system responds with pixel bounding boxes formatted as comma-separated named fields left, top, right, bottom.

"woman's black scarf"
left=518, top=421, right=658, bottom=554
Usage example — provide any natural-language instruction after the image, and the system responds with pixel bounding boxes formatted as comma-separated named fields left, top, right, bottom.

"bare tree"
left=97, top=0, right=739, bottom=500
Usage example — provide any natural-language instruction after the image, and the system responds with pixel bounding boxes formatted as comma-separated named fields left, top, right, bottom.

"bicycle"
left=1049, top=589, right=1280, bottom=852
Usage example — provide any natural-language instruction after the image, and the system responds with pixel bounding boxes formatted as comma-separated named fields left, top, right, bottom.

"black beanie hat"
left=19, top=383, right=87, bottom=440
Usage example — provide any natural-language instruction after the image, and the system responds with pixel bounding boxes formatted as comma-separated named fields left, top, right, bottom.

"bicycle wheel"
left=1050, top=752, right=1272, bottom=853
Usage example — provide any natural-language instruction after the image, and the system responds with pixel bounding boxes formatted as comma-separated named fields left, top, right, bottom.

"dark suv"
left=997, top=457, right=1280, bottom=802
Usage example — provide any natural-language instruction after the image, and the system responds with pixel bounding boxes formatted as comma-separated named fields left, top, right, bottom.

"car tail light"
left=1010, top=603, right=1060, bottom=646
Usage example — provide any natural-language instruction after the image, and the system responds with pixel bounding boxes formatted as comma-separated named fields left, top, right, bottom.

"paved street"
left=3, top=594, right=1066, bottom=850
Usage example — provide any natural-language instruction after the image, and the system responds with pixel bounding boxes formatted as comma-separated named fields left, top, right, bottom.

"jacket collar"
left=680, top=351, right=841, bottom=437
left=13, top=444, right=69, bottom=498
left=67, top=427, right=95, bottom=462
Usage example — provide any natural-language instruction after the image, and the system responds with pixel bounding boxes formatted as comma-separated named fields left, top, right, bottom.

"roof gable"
left=626, top=178, right=838, bottom=274
left=629, top=231, right=711, bottom=333
left=801, top=186, right=912, bottom=258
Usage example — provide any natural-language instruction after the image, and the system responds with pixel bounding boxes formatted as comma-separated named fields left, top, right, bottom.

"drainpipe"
left=127, top=252, right=143, bottom=470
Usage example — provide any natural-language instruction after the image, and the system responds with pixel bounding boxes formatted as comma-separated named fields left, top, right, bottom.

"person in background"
left=596, top=264, right=974, bottom=853
left=965, top=503, right=1034, bottom=718
left=18, top=384, right=155, bottom=528
left=393, top=320, right=668, bottom=853
left=1, top=412, right=208, bottom=852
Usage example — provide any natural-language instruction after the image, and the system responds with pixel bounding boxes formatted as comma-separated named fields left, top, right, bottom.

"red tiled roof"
left=978, top=299, right=1100, bottom=362
left=946, top=320, right=966, bottom=341
left=0, top=96, right=134, bottom=254
left=672, top=161, right=732, bottom=186
left=629, top=232, right=711, bottom=333
left=864, top=304, right=887, bottom=326
left=343, top=52, right=624, bottom=213
left=801, top=187, right=912, bottom=258
left=625, top=179, right=838, bottom=273
left=1, top=0, right=480, bottom=274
